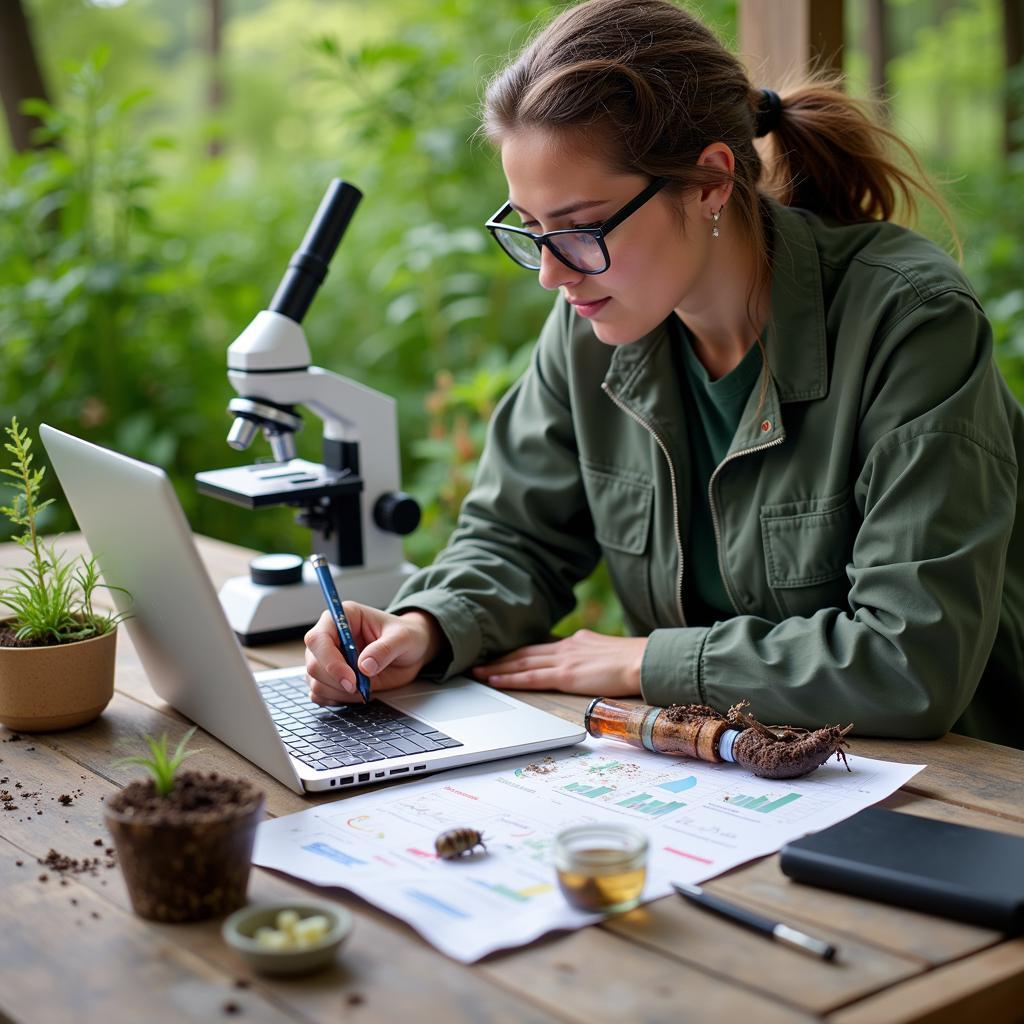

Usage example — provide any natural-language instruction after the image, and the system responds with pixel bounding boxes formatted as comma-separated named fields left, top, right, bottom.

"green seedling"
left=115, top=727, right=200, bottom=796
left=1, top=417, right=131, bottom=643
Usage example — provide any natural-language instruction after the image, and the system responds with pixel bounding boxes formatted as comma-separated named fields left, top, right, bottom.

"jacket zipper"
left=708, top=436, right=785, bottom=613
left=601, top=382, right=687, bottom=626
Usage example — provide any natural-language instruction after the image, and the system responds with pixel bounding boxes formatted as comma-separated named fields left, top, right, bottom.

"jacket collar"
left=601, top=199, right=827, bottom=443
left=762, top=200, right=828, bottom=403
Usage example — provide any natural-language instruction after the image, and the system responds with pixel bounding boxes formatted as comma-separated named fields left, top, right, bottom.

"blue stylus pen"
left=309, top=553, right=371, bottom=703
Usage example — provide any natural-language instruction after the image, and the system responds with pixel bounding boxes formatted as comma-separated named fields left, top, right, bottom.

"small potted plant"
left=0, top=418, right=130, bottom=732
left=106, top=726, right=266, bottom=923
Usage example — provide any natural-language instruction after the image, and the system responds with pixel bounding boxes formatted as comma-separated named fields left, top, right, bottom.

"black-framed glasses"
left=485, top=177, right=669, bottom=275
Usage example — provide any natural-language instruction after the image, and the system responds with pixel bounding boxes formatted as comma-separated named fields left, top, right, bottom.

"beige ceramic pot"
left=0, top=621, right=117, bottom=731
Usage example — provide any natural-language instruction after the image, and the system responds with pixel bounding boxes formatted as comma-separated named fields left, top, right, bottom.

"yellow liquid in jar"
left=556, top=847, right=646, bottom=913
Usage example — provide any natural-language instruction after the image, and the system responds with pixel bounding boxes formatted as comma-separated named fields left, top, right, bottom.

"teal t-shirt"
left=673, top=318, right=763, bottom=624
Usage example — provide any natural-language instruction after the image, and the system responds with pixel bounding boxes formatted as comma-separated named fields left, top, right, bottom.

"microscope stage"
left=196, top=459, right=362, bottom=508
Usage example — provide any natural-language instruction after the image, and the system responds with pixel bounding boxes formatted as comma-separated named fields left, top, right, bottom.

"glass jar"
left=553, top=823, right=648, bottom=914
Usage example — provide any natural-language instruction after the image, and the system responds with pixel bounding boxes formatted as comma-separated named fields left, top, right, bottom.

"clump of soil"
left=726, top=701, right=852, bottom=779
left=105, top=770, right=264, bottom=923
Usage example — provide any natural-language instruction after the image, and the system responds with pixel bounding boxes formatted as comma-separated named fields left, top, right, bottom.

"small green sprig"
left=115, top=726, right=200, bottom=796
left=1, top=417, right=131, bottom=643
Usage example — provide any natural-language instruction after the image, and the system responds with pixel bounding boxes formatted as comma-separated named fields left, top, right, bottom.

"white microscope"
left=196, top=180, right=420, bottom=645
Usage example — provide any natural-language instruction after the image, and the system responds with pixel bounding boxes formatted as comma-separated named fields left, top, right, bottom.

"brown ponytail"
left=482, top=0, right=961, bottom=288
left=759, top=77, right=960, bottom=256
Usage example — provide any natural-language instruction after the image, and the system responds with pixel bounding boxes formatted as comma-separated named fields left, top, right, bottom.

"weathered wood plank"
left=472, top=925, right=816, bottom=1024
left=602, top=890, right=923, bottom=1016
left=852, top=733, right=1024, bottom=825
left=0, top=835, right=305, bottom=1024
left=828, top=938, right=1024, bottom=1024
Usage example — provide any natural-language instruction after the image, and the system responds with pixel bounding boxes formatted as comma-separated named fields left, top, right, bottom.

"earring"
left=712, top=208, right=721, bottom=238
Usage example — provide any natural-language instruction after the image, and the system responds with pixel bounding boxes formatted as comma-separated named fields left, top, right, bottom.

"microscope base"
left=219, top=561, right=420, bottom=647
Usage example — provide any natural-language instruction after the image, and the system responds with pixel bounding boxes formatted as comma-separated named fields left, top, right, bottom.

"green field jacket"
left=390, top=200, right=1024, bottom=747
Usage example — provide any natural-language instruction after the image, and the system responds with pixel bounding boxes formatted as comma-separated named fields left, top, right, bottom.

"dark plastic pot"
left=104, top=771, right=265, bottom=923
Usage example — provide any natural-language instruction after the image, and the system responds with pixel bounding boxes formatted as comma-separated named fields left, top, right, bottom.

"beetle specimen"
left=434, top=828, right=487, bottom=860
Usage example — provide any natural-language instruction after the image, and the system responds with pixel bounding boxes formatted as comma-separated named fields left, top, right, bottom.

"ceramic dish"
left=222, top=900, right=353, bottom=976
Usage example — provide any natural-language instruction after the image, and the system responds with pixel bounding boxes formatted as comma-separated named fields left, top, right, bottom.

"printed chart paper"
left=253, top=737, right=924, bottom=961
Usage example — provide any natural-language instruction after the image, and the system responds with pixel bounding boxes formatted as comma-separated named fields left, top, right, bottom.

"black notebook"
left=779, top=807, right=1024, bottom=933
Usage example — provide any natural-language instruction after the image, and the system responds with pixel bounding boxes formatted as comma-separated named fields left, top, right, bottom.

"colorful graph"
left=658, top=776, right=698, bottom=794
left=404, top=888, right=470, bottom=919
left=302, top=842, right=366, bottom=866
left=616, top=793, right=686, bottom=817
left=727, top=792, right=801, bottom=813
left=564, top=782, right=615, bottom=798
left=471, top=879, right=554, bottom=903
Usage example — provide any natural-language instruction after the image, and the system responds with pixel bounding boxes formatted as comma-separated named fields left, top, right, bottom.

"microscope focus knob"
left=374, top=492, right=421, bottom=536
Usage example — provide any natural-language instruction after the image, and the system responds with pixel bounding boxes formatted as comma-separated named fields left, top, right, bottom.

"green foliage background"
left=1, top=0, right=1021, bottom=637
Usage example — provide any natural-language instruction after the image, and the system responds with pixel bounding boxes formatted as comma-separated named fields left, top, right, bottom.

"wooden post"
left=738, top=0, right=845, bottom=89
left=0, top=0, right=52, bottom=152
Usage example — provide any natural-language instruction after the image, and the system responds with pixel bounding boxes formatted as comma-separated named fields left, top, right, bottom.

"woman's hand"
left=470, top=630, right=646, bottom=697
left=304, top=607, right=442, bottom=705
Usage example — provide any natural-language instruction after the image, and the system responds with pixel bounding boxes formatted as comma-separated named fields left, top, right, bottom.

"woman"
left=305, top=0, right=1024, bottom=746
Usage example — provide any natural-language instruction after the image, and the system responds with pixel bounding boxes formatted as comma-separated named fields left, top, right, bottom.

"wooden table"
left=2, top=534, right=1023, bottom=1024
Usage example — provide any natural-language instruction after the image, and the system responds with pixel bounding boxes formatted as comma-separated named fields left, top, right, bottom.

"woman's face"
left=500, top=130, right=711, bottom=346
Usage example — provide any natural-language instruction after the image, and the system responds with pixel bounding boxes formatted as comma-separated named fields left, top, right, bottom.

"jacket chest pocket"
left=760, top=492, right=857, bottom=619
left=580, top=461, right=655, bottom=628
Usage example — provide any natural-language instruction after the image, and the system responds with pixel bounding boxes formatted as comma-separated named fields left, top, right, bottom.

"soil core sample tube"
left=584, top=698, right=741, bottom=764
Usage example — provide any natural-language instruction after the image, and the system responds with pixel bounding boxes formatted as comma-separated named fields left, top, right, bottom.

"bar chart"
left=726, top=792, right=802, bottom=813
left=563, top=781, right=616, bottom=798
left=616, top=792, right=686, bottom=817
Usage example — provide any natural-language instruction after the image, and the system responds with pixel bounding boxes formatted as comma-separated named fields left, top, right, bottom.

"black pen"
left=671, top=882, right=837, bottom=961
left=310, top=553, right=371, bottom=703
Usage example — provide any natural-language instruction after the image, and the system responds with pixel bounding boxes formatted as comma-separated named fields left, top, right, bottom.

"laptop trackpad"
left=389, top=687, right=515, bottom=724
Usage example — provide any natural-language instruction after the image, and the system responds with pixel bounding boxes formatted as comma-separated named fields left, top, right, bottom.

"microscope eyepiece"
left=269, top=179, right=363, bottom=325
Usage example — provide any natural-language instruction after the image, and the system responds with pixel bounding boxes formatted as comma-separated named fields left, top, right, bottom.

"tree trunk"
left=1005, top=0, right=1024, bottom=155
left=863, top=0, right=890, bottom=118
left=0, top=0, right=53, bottom=152
left=934, top=0, right=955, bottom=163
left=207, top=0, right=226, bottom=158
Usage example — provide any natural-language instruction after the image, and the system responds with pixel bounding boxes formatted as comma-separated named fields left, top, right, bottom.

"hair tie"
left=754, top=88, right=782, bottom=137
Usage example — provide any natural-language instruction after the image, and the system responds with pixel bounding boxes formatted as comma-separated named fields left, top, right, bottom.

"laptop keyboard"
left=259, top=676, right=463, bottom=772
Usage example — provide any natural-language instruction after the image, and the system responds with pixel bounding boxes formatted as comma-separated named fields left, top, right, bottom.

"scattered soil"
left=521, top=755, right=558, bottom=776
left=38, top=847, right=117, bottom=877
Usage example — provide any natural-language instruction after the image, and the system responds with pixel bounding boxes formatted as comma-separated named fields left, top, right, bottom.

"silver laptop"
left=40, top=425, right=585, bottom=795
